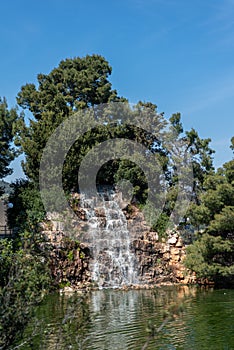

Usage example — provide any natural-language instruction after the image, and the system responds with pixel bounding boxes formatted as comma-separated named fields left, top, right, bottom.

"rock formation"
left=42, top=193, right=196, bottom=290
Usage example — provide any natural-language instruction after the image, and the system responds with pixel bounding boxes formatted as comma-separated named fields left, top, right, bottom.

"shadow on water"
left=12, top=286, right=234, bottom=350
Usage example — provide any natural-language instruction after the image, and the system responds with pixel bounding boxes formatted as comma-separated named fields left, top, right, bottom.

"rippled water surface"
left=15, top=286, right=234, bottom=350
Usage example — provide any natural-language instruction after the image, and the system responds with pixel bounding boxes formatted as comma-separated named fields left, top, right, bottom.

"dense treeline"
left=0, top=54, right=233, bottom=347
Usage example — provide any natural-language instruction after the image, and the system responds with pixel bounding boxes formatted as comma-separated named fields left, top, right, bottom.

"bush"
left=0, top=232, right=52, bottom=349
left=185, top=233, right=234, bottom=286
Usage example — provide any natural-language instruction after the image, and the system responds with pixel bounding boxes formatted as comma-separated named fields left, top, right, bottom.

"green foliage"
left=15, top=54, right=119, bottom=182
left=79, top=251, right=85, bottom=259
left=142, top=201, right=172, bottom=239
left=153, top=213, right=172, bottom=238
left=0, top=180, right=12, bottom=199
left=58, top=281, right=71, bottom=289
left=0, top=231, right=52, bottom=349
left=0, top=179, right=51, bottom=349
left=184, top=128, right=214, bottom=202
left=0, top=239, right=14, bottom=286
left=17, top=55, right=117, bottom=117
left=185, top=234, right=234, bottom=285
left=208, top=206, right=234, bottom=235
left=188, top=156, right=234, bottom=237
left=186, top=143, right=234, bottom=285
left=0, top=98, right=20, bottom=181
left=113, top=159, right=148, bottom=203
left=7, top=179, right=45, bottom=232
left=67, top=250, right=74, bottom=261
left=15, top=54, right=214, bottom=225
left=230, top=136, right=234, bottom=152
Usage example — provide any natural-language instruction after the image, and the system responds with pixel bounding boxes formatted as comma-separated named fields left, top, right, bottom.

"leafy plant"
left=67, top=250, right=74, bottom=261
left=0, top=232, right=52, bottom=349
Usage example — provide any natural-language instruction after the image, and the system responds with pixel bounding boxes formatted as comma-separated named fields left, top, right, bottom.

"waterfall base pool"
left=14, top=286, right=234, bottom=350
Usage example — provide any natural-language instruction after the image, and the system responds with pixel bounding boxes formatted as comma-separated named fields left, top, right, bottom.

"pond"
left=14, top=286, right=234, bottom=350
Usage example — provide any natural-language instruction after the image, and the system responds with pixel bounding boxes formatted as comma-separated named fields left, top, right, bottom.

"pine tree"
left=186, top=140, right=234, bottom=285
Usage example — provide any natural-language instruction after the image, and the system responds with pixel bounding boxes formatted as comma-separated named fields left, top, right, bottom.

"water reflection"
left=13, top=286, right=234, bottom=350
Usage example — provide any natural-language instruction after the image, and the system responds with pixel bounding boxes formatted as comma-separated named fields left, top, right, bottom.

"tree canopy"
left=15, top=54, right=120, bottom=182
left=186, top=142, right=234, bottom=285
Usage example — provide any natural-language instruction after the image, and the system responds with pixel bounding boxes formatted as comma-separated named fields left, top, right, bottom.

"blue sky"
left=1, top=0, right=234, bottom=181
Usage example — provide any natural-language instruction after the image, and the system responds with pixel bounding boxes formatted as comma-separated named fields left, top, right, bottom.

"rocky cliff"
left=42, top=196, right=196, bottom=290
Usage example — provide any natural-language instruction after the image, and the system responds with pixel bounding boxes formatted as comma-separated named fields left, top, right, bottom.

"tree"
left=0, top=98, right=19, bottom=192
left=7, top=179, right=45, bottom=231
left=16, top=54, right=119, bottom=182
left=185, top=139, right=234, bottom=285
left=17, top=55, right=118, bottom=117
left=146, top=113, right=215, bottom=233
left=16, top=63, right=167, bottom=204
left=95, top=101, right=169, bottom=202
left=168, top=116, right=215, bottom=204
left=15, top=54, right=214, bottom=233
left=185, top=128, right=215, bottom=202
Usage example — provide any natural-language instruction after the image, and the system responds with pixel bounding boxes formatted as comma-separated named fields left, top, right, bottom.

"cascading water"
left=80, top=189, right=138, bottom=288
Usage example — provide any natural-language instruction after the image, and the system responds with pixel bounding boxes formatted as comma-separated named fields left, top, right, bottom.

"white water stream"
left=81, top=190, right=138, bottom=288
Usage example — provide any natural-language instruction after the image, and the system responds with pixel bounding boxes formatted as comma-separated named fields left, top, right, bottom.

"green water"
left=14, top=286, right=234, bottom=350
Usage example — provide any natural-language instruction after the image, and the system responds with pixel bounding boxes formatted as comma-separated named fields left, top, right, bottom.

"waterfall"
left=80, top=189, right=138, bottom=288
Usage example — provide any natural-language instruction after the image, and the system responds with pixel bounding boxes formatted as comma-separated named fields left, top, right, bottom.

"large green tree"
left=185, top=140, right=234, bottom=285
left=15, top=57, right=169, bottom=203
left=16, top=54, right=119, bottom=182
